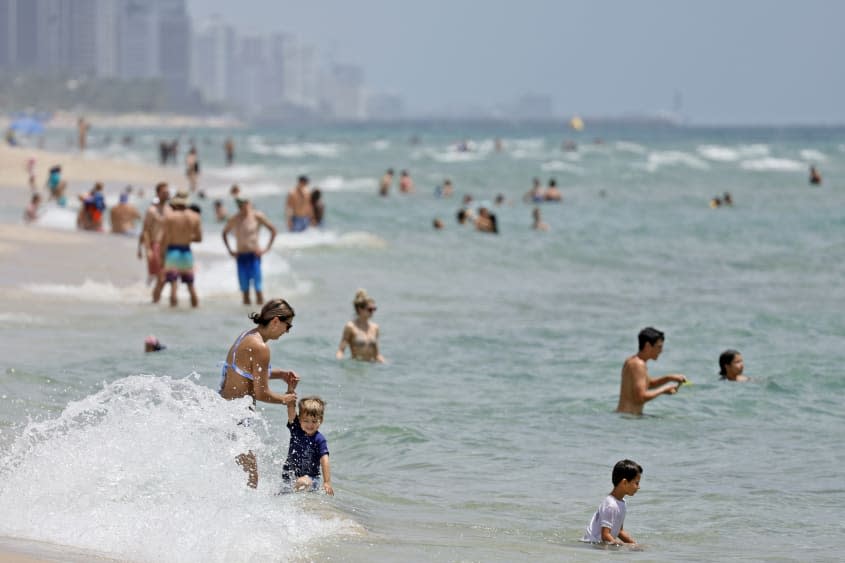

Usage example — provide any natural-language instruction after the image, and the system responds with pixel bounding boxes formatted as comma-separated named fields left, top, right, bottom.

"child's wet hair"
left=299, top=396, right=325, bottom=420
left=612, top=459, right=643, bottom=486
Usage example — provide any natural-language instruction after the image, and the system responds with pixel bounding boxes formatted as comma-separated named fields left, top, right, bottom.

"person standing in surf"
left=336, top=289, right=385, bottom=363
left=219, top=299, right=300, bottom=488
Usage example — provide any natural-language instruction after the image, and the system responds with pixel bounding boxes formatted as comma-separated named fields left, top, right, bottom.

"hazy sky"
left=187, top=0, right=845, bottom=124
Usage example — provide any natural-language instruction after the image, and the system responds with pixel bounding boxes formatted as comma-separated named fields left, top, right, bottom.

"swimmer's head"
left=250, top=298, right=295, bottom=326
left=719, top=349, right=742, bottom=377
left=612, top=459, right=643, bottom=487
left=638, top=327, right=664, bottom=350
left=144, top=335, right=166, bottom=352
left=298, top=395, right=325, bottom=422
left=353, top=289, right=376, bottom=312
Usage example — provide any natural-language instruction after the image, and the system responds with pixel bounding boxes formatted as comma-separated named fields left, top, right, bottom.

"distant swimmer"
left=399, top=169, right=415, bottom=194
left=718, top=349, right=749, bottom=382
left=710, top=196, right=722, bottom=208
left=433, top=218, right=444, bottom=230
left=475, top=207, right=498, bottom=234
left=285, top=175, right=314, bottom=232
left=379, top=168, right=394, bottom=197
left=336, top=289, right=385, bottom=363
left=722, top=192, right=733, bottom=206
left=532, top=207, right=549, bottom=231
left=523, top=177, right=544, bottom=203
left=615, top=327, right=686, bottom=415
left=809, top=165, right=822, bottom=185
left=311, top=188, right=325, bottom=227
left=224, top=137, right=235, bottom=166
left=544, top=178, right=562, bottom=202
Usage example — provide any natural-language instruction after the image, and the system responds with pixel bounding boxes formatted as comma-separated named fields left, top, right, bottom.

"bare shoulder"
left=622, top=355, right=646, bottom=376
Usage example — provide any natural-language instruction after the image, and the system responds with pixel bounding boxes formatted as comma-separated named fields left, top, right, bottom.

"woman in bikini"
left=219, top=298, right=299, bottom=487
left=336, top=289, right=386, bottom=363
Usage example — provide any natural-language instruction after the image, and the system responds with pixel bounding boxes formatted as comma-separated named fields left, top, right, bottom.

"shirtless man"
left=285, top=175, right=313, bottom=232
left=616, top=327, right=686, bottom=415
left=155, top=191, right=202, bottom=307
left=110, top=193, right=141, bottom=234
left=138, top=182, right=171, bottom=287
left=378, top=168, right=394, bottom=197
left=222, top=198, right=277, bottom=305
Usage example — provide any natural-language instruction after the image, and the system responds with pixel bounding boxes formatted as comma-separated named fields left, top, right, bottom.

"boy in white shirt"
left=582, top=459, right=642, bottom=545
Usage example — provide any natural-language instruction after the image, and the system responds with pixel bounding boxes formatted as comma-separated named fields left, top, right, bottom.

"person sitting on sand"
left=718, top=349, right=749, bottom=382
left=336, top=289, right=385, bottom=363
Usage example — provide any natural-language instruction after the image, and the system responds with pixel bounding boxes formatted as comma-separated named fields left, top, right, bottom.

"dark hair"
left=612, top=459, right=643, bottom=486
left=719, top=349, right=740, bottom=377
left=387, top=168, right=394, bottom=175
left=311, top=189, right=322, bottom=203
left=298, top=175, right=309, bottom=184
left=456, top=209, right=467, bottom=223
left=548, top=178, right=557, bottom=187
left=249, top=298, right=295, bottom=326
left=638, top=326, right=664, bottom=350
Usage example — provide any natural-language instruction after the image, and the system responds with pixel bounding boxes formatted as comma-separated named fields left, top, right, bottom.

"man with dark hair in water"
left=616, top=327, right=686, bottom=415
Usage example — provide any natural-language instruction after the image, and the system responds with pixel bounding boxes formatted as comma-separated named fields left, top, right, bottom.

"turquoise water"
left=1, top=123, right=844, bottom=562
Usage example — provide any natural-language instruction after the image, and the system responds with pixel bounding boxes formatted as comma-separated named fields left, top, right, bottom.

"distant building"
left=157, top=0, right=190, bottom=106
left=118, top=0, right=159, bottom=79
left=328, top=64, right=366, bottom=120
left=190, top=16, right=236, bottom=105
left=366, top=93, right=405, bottom=121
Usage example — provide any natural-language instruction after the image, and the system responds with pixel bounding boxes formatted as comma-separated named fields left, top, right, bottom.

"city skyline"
left=187, top=0, right=845, bottom=125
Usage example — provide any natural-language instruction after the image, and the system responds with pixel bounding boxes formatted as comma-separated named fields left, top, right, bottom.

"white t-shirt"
left=581, top=494, right=626, bottom=542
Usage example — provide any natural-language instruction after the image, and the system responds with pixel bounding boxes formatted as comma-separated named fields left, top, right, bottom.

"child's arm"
left=320, top=453, right=334, bottom=495
left=600, top=527, right=623, bottom=545
left=617, top=527, right=636, bottom=544
left=285, top=381, right=298, bottom=423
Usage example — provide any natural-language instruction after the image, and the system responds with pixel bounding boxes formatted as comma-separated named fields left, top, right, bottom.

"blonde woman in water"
left=336, top=289, right=385, bottom=363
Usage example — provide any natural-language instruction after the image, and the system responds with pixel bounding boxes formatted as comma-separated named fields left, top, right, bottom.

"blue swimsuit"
left=218, top=330, right=271, bottom=394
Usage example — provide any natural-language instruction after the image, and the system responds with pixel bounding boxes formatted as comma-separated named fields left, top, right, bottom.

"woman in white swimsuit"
left=336, top=289, right=385, bottom=363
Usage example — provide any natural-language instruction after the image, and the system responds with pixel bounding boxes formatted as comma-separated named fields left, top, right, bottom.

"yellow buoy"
left=570, top=115, right=584, bottom=131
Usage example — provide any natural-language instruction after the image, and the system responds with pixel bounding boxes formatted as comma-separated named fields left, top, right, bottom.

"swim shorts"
left=164, top=245, right=194, bottom=283
left=236, top=253, right=262, bottom=292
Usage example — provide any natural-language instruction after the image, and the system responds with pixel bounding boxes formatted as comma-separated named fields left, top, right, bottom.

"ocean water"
left=1, top=122, right=845, bottom=562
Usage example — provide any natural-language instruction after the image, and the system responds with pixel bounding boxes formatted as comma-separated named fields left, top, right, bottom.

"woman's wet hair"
left=250, top=298, right=295, bottom=325
left=719, top=349, right=740, bottom=377
left=353, top=289, right=374, bottom=311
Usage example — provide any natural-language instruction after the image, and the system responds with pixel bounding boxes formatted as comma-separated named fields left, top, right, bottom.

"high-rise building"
left=190, top=16, right=235, bottom=105
left=328, top=64, right=366, bottom=120
left=157, top=0, right=190, bottom=106
left=118, top=0, right=159, bottom=79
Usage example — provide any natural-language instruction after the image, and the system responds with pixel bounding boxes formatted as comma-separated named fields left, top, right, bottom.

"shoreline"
left=1, top=110, right=243, bottom=131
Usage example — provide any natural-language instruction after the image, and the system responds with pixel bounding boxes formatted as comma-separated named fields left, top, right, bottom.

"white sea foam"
left=369, top=139, right=390, bottom=151
left=0, top=375, right=361, bottom=561
left=640, top=151, right=710, bottom=172
left=0, top=312, right=45, bottom=325
left=272, top=229, right=387, bottom=250
left=614, top=141, right=647, bottom=154
left=799, top=149, right=827, bottom=162
left=248, top=139, right=341, bottom=159
left=205, top=164, right=267, bottom=181
left=316, top=176, right=378, bottom=192
left=697, top=144, right=769, bottom=162
left=540, top=160, right=585, bottom=174
left=740, top=157, right=805, bottom=172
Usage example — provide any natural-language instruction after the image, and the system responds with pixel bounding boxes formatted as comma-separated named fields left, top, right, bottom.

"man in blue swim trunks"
left=156, top=190, right=202, bottom=307
left=285, top=175, right=314, bottom=232
left=222, top=197, right=277, bottom=305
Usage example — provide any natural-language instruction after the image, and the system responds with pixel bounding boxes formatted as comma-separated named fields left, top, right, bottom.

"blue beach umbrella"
left=9, top=116, right=46, bottom=135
